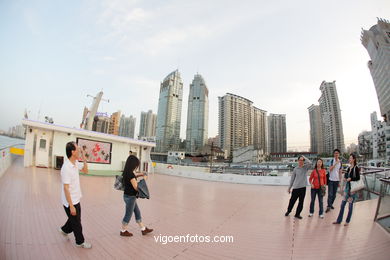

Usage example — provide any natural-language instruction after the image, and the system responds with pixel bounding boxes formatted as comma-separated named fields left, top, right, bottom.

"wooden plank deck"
left=0, top=157, right=390, bottom=259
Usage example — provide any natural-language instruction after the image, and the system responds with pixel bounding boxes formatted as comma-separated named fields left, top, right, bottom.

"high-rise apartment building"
left=119, top=114, right=136, bottom=138
left=361, top=18, right=390, bottom=123
left=218, top=93, right=254, bottom=158
left=308, top=104, right=324, bottom=154
left=139, top=110, right=157, bottom=139
left=318, top=81, right=345, bottom=154
left=92, top=112, right=110, bottom=134
left=267, top=114, right=287, bottom=153
left=155, top=70, right=183, bottom=153
left=253, top=107, right=267, bottom=153
left=109, top=111, right=121, bottom=135
left=186, top=74, right=209, bottom=154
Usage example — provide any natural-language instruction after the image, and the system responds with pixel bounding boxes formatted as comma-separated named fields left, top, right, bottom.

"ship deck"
left=1, top=157, right=390, bottom=259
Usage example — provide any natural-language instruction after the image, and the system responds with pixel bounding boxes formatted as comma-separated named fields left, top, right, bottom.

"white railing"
left=0, top=145, right=20, bottom=178
left=155, top=163, right=296, bottom=186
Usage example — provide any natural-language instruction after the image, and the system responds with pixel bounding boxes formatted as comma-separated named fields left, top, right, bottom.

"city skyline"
left=1, top=1, right=389, bottom=151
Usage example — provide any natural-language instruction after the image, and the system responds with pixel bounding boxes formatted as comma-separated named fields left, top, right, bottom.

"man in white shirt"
left=58, top=141, right=92, bottom=249
left=326, top=148, right=343, bottom=213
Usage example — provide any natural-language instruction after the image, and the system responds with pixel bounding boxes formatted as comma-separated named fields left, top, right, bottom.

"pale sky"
left=1, top=0, right=389, bottom=151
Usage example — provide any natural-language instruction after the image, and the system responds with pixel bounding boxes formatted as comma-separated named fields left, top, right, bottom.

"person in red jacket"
left=308, top=158, right=327, bottom=218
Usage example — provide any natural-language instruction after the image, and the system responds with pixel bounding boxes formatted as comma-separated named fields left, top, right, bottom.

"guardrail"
left=0, top=144, right=24, bottom=178
left=374, top=177, right=390, bottom=232
left=360, top=167, right=390, bottom=200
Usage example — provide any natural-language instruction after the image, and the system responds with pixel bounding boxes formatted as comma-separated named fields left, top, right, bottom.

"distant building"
left=119, top=114, right=136, bottom=138
left=218, top=93, right=254, bottom=159
left=9, top=125, right=26, bottom=139
left=267, top=114, right=287, bottom=153
left=370, top=111, right=390, bottom=163
left=232, top=145, right=265, bottom=163
left=156, top=70, right=183, bottom=153
left=361, top=18, right=390, bottom=123
left=92, top=112, right=110, bottom=134
left=186, top=74, right=209, bottom=154
left=208, top=136, right=219, bottom=146
left=109, top=111, right=121, bottom=136
left=139, top=110, right=157, bottom=139
left=318, top=81, right=345, bottom=154
left=253, top=107, right=268, bottom=153
left=308, top=104, right=324, bottom=154
left=358, top=131, right=373, bottom=162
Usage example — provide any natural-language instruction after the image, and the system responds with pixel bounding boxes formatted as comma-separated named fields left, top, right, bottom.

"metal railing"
left=360, top=167, right=390, bottom=200
left=374, top=178, right=390, bottom=232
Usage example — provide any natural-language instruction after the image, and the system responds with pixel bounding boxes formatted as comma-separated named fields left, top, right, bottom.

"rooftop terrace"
left=1, top=158, right=390, bottom=259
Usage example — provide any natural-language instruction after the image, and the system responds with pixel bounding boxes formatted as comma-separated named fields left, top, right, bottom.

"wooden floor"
left=1, top=158, right=390, bottom=260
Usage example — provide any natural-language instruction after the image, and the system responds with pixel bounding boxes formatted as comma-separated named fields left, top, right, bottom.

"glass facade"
left=186, top=74, right=209, bottom=154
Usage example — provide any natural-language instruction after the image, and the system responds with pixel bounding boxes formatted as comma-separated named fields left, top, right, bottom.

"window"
left=39, top=139, right=46, bottom=149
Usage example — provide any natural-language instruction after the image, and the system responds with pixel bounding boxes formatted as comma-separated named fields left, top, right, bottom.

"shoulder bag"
left=350, top=166, right=364, bottom=193
left=114, top=175, right=124, bottom=191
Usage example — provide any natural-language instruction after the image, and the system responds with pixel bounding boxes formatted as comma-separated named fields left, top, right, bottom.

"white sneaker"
left=308, top=213, right=313, bottom=217
left=58, top=227, right=69, bottom=239
left=319, top=215, right=324, bottom=219
left=76, top=242, right=92, bottom=249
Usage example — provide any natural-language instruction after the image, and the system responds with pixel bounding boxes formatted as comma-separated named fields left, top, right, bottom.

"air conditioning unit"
left=55, top=156, right=64, bottom=170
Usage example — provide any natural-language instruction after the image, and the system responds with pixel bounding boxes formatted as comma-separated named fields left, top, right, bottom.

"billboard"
left=76, top=137, right=112, bottom=164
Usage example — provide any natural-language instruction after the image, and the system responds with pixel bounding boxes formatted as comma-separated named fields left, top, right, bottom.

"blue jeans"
left=122, top=194, right=142, bottom=225
left=310, top=189, right=324, bottom=215
left=327, top=180, right=339, bottom=208
left=336, top=199, right=354, bottom=223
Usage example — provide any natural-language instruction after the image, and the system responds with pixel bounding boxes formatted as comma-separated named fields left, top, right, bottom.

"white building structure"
left=22, top=119, right=155, bottom=173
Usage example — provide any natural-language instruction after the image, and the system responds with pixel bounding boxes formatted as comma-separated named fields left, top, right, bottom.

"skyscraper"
left=119, top=114, right=136, bottom=138
left=308, top=104, right=324, bottom=154
left=186, top=74, right=209, bottom=154
left=361, top=18, right=390, bottom=123
left=318, top=81, right=345, bottom=154
left=92, top=112, right=110, bottom=134
left=155, top=70, right=183, bottom=153
left=267, top=114, right=287, bottom=153
left=218, top=93, right=254, bottom=159
left=139, top=110, right=157, bottom=139
left=253, top=107, right=267, bottom=153
left=109, top=111, right=121, bottom=136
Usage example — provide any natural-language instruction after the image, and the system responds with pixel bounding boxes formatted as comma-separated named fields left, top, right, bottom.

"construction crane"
left=81, top=91, right=110, bottom=130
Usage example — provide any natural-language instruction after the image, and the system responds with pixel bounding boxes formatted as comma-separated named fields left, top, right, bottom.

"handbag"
left=114, top=175, right=124, bottom=191
left=136, top=179, right=150, bottom=199
left=350, top=166, right=364, bottom=193
left=316, top=169, right=326, bottom=197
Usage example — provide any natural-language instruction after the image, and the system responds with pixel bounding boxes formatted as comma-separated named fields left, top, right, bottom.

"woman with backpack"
left=308, top=158, right=327, bottom=218
left=120, top=155, right=153, bottom=236
left=333, top=154, right=360, bottom=226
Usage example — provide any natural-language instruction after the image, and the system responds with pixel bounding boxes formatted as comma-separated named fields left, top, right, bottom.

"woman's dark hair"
left=66, top=142, right=76, bottom=159
left=349, top=153, right=357, bottom=166
left=297, top=155, right=304, bottom=161
left=313, top=158, right=324, bottom=170
left=333, top=149, right=341, bottom=154
left=123, top=155, right=140, bottom=175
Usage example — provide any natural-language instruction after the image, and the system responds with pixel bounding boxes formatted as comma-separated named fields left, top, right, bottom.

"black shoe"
left=285, top=212, right=290, bottom=216
left=294, top=215, right=303, bottom=219
left=331, top=206, right=335, bottom=209
left=325, top=207, right=331, bottom=213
